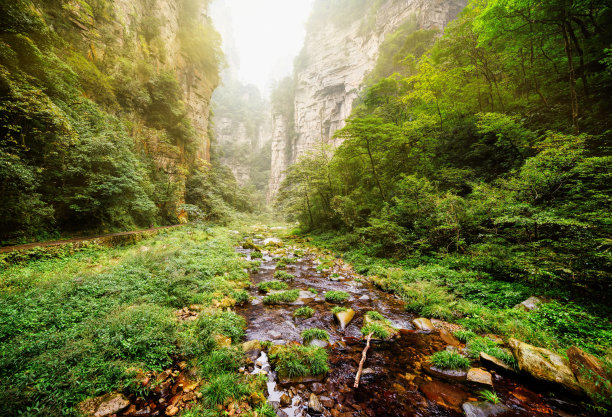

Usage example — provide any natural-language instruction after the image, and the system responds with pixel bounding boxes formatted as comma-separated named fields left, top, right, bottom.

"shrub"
left=301, top=328, right=329, bottom=343
left=429, top=350, right=471, bottom=370
left=294, top=306, right=315, bottom=318
left=325, top=291, right=350, bottom=303
left=263, top=290, right=300, bottom=304
left=258, top=280, right=289, bottom=292
left=99, top=304, right=176, bottom=368
left=274, top=270, right=295, bottom=281
left=269, top=345, right=329, bottom=378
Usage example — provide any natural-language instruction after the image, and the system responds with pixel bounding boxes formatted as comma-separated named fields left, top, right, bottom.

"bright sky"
left=210, top=0, right=315, bottom=96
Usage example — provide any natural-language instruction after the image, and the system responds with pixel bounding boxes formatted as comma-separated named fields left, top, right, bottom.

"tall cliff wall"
left=268, top=0, right=466, bottom=199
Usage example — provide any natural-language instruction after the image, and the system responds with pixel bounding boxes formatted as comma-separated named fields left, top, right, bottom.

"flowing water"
left=236, top=239, right=595, bottom=417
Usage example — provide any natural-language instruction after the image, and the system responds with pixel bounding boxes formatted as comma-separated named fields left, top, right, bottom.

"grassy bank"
left=0, top=225, right=271, bottom=416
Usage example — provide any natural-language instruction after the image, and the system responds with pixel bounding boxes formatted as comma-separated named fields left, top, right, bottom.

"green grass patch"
left=273, top=270, right=295, bottom=281
left=308, top=287, right=318, bottom=294
left=331, top=306, right=348, bottom=314
left=200, top=373, right=251, bottom=407
left=301, top=328, right=330, bottom=343
left=325, top=290, right=350, bottom=303
left=453, top=329, right=477, bottom=343
left=294, top=306, right=315, bottom=318
left=361, top=322, right=390, bottom=339
left=263, top=289, right=300, bottom=304
left=250, top=251, right=263, bottom=259
left=269, top=345, right=329, bottom=379
left=466, top=336, right=517, bottom=368
left=429, top=350, right=471, bottom=370
left=365, top=311, right=385, bottom=321
left=258, top=280, right=289, bottom=292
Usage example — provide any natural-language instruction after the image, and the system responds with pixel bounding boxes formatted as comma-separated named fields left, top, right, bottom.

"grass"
left=250, top=251, right=263, bottom=259
left=466, top=336, right=518, bottom=368
left=365, top=311, right=385, bottom=321
left=308, top=287, right=318, bottom=294
left=294, top=306, right=315, bottom=318
left=273, top=270, right=295, bottom=281
left=429, top=350, right=471, bottom=370
left=325, top=290, right=350, bottom=303
left=301, top=328, right=330, bottom=343
left=263, top=290, right=300, bottom=304
left=0, top=225, right=259, bottom=416
left=453, top=329, right=477, bottom=343
left=258, top=280, right=289, bottom=292
left=200, top=373, right=250, bottom=407
left=361, top=322, right=390, bottom=339
left=331, top=306, right=348, bottom=314
left=478, top=390, right=500, bottom=404
left=269, top=345, right=329, bottom=379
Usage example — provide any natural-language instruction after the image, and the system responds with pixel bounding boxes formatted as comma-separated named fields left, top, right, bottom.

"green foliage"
left=429, top=350, right=471, bottom=370
left=294, top=306, right=315, bottom=318
left=308, top=287, right=318, bottom=294
left=331, top=306, right=348, bottom=314
left=453, top=330, right=477, bottom=343
left=200, top=373, right=250, bottom=407
left=361, top=322, right=390, bottom=339
left=325, top=291, right=350, bottom=303
left=466, top=337, right=517, bottom=368
left=273, top=270, right=295, bottom=281
left=478, top=390, right=500, bottom=404
left=301, top=328, right=330, bottom=343
left=258, top=280, right=289, bottom=293
left=269, top=345, right=329, bottom=379
left=263, top=290, right=300, bottom=305
left=365, top=311, right=385, bottom=321
left=250, top=251, right=263, bottom=259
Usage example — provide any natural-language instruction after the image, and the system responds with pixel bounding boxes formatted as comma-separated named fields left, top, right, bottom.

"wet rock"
left=79, top=392, right=130, bottom=417
left=263, top=237, right=283, bottom=247
left=462, top=401, right=511, bottom=417
left=412, top=318, right=436, bottom=332
left=242, top=339, right=262, bottom=357
left=251, top=298, right=262, bottom=306
left=308, top=393, right=325, bottom=414
left=308, top=339, right=330, bottom=348
left=480, top=352, right=514, bottom=373
left=268, top=330, right=282, bottom=339
left=242, top=239, right=262, bottom=251
left=359, top=295, right=370, bottom=301
left=567, top=346, right=612, bottom=399
left=280, top=393, right=292, bottom=407
left=420, top=380, right=468, bottom=411
left=320, top=396, right=334, bottom=408
left=298, top=290, right=316, bottom=300
left=439, top=328, right=461, bottom=347
left=311, top=382, right=325, bottom=394
left=279, top=374, right=326, bottom=386
left=467, top=368, right=493, bottom=386
left=423, top=363, right=468, bottom=381
left=165, top=405, right=179, bottom=416
left=509, top=338, right=581, bottom=393
left=334, top=309, right=355, bottom=331
left=514, top=296, right=545, bottom=311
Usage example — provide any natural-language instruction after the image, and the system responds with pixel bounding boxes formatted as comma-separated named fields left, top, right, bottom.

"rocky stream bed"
left=235, top=238, right=599, bottom=417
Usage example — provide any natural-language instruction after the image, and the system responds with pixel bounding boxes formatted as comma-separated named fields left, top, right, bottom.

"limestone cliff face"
left=268, top=0, right=466, bottom=198
left=267, top=114, right=290, bottom=200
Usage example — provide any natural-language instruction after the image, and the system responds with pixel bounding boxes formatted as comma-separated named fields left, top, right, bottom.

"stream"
left=236, top=237, right=594, bottom=417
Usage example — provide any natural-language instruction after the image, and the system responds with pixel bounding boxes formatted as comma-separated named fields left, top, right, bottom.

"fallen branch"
left=354, top=332, right=373, bottom=388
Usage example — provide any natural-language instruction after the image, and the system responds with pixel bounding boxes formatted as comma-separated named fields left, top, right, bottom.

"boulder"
left=423, top=363, right=467, bottom=382
left=412, top=318, right=436, bottom=332
left=509, top=338, right=581, bottom=393
left=420, top=380, right=468, bottom=411
left=466, top=368, right=493, bottom=386
left=439, top=328, right=461, bottom=347
left=567, top=346, right=612, bottom=400
left=280, top=393, right=292, bottom=407
left=514, top=296, right=545, bottom=311
left=79, top=393, right=130, bottom=417
left=480, top=352, right=514, bottom=373
left=334, top=309, right=355, bottom=331
left=462, top=401, right=511, bottom=417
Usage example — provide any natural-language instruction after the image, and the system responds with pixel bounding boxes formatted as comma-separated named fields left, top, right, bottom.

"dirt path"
left=0, top=224, right=185, bottom=253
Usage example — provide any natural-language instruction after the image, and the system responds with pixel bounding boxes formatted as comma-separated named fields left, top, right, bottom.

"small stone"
left=466, top=368, right=493, bottom=386
left=308, top=393, right=325, bottom=415
left=334, top=309, right=355, bottom=331
left=79, top=392, right=130, bottom=417
left=311, top=382, right=325, bottom=394
left=514, top=296, right=545, bottom=311
left=280, top=393, right=292, bottom=407
left=412, top=318, right=436, bottom=331
left=165, top=405, right=179, bottom=416
left=320, top=396, right=334, bottom=408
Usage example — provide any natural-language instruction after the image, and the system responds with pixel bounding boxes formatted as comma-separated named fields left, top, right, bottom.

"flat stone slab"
left=412, top=317, right=436, bottom=331
left=467, top=368, right=493, bottom=386
left=462, top=401, right=512, bottom=417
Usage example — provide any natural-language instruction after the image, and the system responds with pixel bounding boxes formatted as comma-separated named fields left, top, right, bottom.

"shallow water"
left=236, top=240, right=595, bottom=417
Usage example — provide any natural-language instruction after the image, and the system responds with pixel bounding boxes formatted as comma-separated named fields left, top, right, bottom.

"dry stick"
left=354, top=332, right=373, bottom=388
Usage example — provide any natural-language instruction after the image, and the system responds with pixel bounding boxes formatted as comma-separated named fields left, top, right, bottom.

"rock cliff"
left=268, top=0, right=466, bottom=199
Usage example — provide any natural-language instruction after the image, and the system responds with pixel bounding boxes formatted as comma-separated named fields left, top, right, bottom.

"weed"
left=273, top=270, right=295, bottom=281
left=258, top=280, right=289, bottom=292
left=478, top=390, right=500, bottom=404
left=269, top=345, right=329, bottom=378
left=429, top=350, right=471, bottom=370
left=294, top=306, right=315, bottom=318
left=325, top=290, right=350, bottom=303
left=263, top=290, right=300, bottom=304
left=301, top=328, right=330, bottom=343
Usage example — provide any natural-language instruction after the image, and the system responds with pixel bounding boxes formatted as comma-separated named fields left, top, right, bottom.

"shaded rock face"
left=567, top=346, right=612, bottom=401
left=268, top=0, right=467, bottom=198
left=509, top=338, right=582, bottom=393
left=462, top=401, right=512, bottom=417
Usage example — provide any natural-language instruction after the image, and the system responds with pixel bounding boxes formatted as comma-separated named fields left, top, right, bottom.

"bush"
left=429, top=350, right=471, bottom=370
left=294, top=306, right=315, bottom=318
left=263, top=290, right=300, bottom=304
left=301, top=328, right=329, bottom=343
left=258, top=280, right=289, bottom=292
left=269, top=345, right=329, bottom=378
left=325, top=291, right=350, bottom=303
left=98, top=304, right=176, bottom=368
